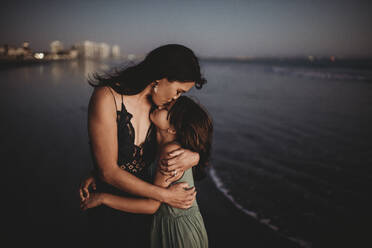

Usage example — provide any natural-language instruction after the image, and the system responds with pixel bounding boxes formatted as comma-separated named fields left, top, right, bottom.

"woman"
left=81, top=96, right=213, bottom=248
left=79, top=44, right=207, bottom=247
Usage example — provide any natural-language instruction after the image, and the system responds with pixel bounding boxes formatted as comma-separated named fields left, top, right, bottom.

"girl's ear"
left=167, top=128, right=176, bottom=135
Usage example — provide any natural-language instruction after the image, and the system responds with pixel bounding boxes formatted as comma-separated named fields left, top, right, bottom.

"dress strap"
left=107, top=87, right=118, bottom=112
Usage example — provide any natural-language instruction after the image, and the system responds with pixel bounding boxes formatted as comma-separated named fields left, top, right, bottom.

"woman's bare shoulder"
left=88, top=86, right=116, bottom=119
left=90, top=86, right=113, bottom=103
left=89, top=86, right=116, bottom=108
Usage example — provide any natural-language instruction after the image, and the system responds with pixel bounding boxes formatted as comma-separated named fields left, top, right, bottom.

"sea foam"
left=209, top=167, right=313, bottom=248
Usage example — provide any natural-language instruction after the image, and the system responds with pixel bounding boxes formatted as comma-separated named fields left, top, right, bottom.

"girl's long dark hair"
left=167, top=96, right=213, bottom=181
left=88, top=44, right=206, bottom=95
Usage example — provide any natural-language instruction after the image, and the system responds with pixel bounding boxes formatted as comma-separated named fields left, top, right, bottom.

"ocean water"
left=1, top=59, right=371, bottom=247
left=191, top=61, right=372, bottom=247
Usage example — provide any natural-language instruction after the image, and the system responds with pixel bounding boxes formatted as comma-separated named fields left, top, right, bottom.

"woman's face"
left=151, top=78, right=195, bottom=108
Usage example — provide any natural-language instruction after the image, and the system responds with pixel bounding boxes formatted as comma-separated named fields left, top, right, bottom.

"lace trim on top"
left=116, top=99, right=155, bottom=177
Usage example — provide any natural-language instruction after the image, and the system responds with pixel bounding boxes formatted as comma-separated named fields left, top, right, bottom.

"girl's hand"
left=164, top=182, right=197, bottom=209
left=159, top=148, right=200, bottom=177
left=79, top=175, right=97, bottom=202
left=80, top=193, right=104, bottom=211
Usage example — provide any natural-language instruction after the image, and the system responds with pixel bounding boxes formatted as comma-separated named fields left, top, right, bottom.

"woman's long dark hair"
left=88, top=44, right=206, bottom=95
left=167, top=96, right=213, bottom=181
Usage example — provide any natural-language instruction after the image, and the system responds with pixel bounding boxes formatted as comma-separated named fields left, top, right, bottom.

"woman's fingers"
left=161, top=148, right=185, bottom=167
left=162, top=157, right=179, bottom=167
left=166, top=164, right=181, bottom=172
left=159, top=164, right=174, bottom=174
left=186, top=190, right=197, bottom=200
left=177, top=182, right=190, bottom=189
left=167, top=148, right=184, bottom=158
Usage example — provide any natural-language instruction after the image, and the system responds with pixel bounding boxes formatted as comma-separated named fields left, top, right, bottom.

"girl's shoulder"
left=162, top=141, right=181, bottom=155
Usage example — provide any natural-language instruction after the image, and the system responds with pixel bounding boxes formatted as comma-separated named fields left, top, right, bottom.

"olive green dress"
left=150, top=168, right=209, bottom=248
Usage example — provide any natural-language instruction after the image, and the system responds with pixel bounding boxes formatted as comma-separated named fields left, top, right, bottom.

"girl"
left=81, top=96, right=213, bottom=248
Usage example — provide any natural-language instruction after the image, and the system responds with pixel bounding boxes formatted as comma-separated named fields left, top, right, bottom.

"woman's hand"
left=164, top=182, right=197, bottom=209
left=79, top=175, right=97, bottom=202
left=159, top=148, right=200, bottom=180
left=80, top=193, right=104, bottom=211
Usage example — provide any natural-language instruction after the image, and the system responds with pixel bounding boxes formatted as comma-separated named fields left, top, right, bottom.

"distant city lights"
left=34, top=53, right=44, bottom=59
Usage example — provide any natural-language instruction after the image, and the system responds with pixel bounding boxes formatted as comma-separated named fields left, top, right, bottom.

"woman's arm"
left=159, top=147, right=200, bottom=179
left=87, top=87, right=194, bottom=208
left=81, top=150, right=190, bottom=214
left=100, top=160, right=187, bottom=214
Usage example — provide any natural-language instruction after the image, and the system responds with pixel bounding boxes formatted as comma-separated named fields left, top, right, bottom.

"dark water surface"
left=2, top=59, right=372, bottom=247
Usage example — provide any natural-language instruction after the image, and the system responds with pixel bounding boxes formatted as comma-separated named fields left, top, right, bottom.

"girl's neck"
left=156, top=129, right=177, bottom=147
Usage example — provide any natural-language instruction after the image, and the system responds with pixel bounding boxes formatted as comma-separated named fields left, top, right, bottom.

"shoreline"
left=195, top=175, right=301, bottom=248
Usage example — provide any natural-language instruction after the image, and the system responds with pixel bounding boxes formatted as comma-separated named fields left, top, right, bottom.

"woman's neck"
left=156, top=129, right=176, bottom=147
left=127, top=84, right=152, bottom=105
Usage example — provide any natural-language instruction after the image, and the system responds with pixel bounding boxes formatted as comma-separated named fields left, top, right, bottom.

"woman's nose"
left=172, top=94, right=181, bottom=100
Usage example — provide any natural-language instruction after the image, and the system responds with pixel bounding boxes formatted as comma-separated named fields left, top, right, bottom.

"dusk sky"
left=1, top=0, right=371, bottom=58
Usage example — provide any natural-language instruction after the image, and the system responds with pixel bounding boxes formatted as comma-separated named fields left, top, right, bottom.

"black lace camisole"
left=93, top=87, right=157, bottom=197
left=87, top=88, right=157, bottom=247
left=113, top=89, right=157, bottom=181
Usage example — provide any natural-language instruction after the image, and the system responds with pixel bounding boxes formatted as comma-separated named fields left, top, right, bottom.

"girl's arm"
left=103, top=158, right=187, bottom=214
left=87, top=87, right=194, bottom=208
left=102, top=193, right=161, bottom=214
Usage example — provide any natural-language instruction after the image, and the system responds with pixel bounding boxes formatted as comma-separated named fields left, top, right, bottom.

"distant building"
left=112, top=45, right=120, bottom=58
left=98, top=42, right=110, bottom=59
left=0, top=42, right=32, bottom=59
left=76, top=40, right=95, bottom=59
left=50, top=40, right=64, bottom=54
left=23, top=42, right=30, bottom=49
left=75, top=40, right=115, bottom=59
left=7, top=46, right=29, bottom=57
left=0, top=45, right=6, bottom=56
left=69, top=47, right=79, bottom=59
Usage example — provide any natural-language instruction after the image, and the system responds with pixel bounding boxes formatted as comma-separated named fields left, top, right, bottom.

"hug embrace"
left=79, top=44, right=213, bottom=248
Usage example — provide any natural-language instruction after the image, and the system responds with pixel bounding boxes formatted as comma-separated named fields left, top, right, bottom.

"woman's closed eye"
left=176, top=90, right=185, bottom=97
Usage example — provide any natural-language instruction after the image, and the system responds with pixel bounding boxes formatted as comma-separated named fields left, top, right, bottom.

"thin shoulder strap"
left=107, top=87, right=118, bottom=112
left=121, top=94, right=124, bottom=107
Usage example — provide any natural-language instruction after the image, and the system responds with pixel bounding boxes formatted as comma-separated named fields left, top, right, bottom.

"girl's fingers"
left=79, top=189, right=84, bottom=200
left=84, top=188, right=89, bottom=199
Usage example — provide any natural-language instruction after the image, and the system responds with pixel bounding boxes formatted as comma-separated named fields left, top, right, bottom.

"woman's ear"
left=167, top=128, right=176, bottom=135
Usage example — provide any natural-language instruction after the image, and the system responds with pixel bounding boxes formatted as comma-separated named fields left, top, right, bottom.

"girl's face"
left=149, top=107, right=172, bottom=130
left=151, top=78, right=195, bottom=108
